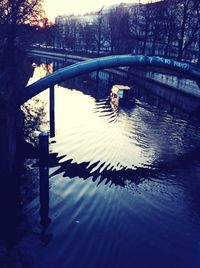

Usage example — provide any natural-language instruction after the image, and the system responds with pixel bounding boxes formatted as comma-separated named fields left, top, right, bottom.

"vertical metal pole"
left=39, top=132, right=51, bottom=234
left=155, top=96, right=161, bottom=108
left=50, top=85, right=55, bottom=137
left=96, top=71, right=100, bottom=96
left=39, top=132, right=49, bottom=165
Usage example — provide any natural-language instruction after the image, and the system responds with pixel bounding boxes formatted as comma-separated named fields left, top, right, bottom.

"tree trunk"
left=0, top=107, right=17, bottom=177
left=151, top=36, right=156, bottom=56
left=142, top=22, right=149, bottom=55
left=197, top=34, right=200, bottom=66
left=7, top=25, right=17, bottom=51
left=0, top=50, right=34, bottom=179
left=164, top=33, right=171, bottom=57
left=178, top=0, right=188, bottom=59
left=142, top=33, right=147, bottom=55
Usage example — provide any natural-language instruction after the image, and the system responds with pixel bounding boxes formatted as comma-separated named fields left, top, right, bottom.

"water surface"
left=23, top=64, right=200, bottom=268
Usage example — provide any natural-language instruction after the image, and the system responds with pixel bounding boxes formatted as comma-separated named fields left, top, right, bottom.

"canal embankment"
left=128, top=68, right=200, bottom=115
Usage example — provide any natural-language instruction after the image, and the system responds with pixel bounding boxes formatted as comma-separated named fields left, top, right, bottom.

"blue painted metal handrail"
left=22, top=55, right=200, bottom=104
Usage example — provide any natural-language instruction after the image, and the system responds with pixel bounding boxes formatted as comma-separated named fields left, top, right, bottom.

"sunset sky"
left=44, top=0, right=141, bottom=20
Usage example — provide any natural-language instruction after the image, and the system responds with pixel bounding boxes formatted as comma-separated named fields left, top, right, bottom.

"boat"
left=110, top=84, right=133, bottom=108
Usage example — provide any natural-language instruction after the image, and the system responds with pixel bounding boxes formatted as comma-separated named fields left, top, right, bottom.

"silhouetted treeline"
left=0, top=0, right=47, bottom=49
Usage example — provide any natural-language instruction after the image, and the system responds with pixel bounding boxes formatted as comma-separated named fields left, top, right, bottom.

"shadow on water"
left=48, top=153, right=155, bottom=187
left=47, top=139, right=200, bottom=188
left=47, top=71, right=200, bottom=189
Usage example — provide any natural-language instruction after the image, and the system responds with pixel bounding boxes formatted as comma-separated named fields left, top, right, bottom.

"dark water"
left=9, top=63, right=200, bottom=267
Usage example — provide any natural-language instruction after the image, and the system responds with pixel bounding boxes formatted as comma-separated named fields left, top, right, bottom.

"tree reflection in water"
left=22, top=98, right=48, bottom=146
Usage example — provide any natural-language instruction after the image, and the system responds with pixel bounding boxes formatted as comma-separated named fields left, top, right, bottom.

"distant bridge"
left=22, top=54, right=200, bottom=104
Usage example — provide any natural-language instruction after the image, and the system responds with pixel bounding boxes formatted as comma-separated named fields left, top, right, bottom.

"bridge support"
left=50, top=85, right=55, bottom=138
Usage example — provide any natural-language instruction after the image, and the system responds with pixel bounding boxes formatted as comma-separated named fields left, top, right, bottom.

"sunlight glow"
left=39, top=21, right=45, bottom=28
left=44, top=0, right=142, bottom=21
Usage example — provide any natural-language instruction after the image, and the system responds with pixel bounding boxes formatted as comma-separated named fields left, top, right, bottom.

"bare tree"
left=137, top=2, right=153, bottom=55
left=81, top=23, right=96, bottom=53
left=149, top=2, right=166, bottom=55
left=65, top=17, right=78, bottom=50
left=160, top=0, right=177, bottom=57
left=0, top=0, right=45, bottom=49
left=174, top=0, right=200, bottom=59
left=93, top=8, right=110, bottom=55
left=108, top=6, right=131, bottom=54
left=129, top=4, right=143, bottom=54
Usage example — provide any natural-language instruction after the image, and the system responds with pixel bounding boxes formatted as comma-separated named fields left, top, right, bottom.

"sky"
left=44, top=0, right=140, bottom=21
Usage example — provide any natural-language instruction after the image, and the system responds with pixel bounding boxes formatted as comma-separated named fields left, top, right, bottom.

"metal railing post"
left=39, top=132, right=51, bottom=237
left=50, top=85, right=55, bottom=137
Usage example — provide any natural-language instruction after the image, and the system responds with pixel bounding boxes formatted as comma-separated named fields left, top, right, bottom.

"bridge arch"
left=22, top=55, right=200, bottom=104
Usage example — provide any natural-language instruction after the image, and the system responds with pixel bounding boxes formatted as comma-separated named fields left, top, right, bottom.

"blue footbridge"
left=22, top=54, right=200, bottom=104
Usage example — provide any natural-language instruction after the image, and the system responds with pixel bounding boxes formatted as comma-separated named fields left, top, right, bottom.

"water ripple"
left=25, top=64, right=200, bottom=268
left=48, top=87, right=200, bottom=186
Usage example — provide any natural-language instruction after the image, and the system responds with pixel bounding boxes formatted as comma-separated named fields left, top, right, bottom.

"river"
left=10, top=60, right=200, bottom=267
